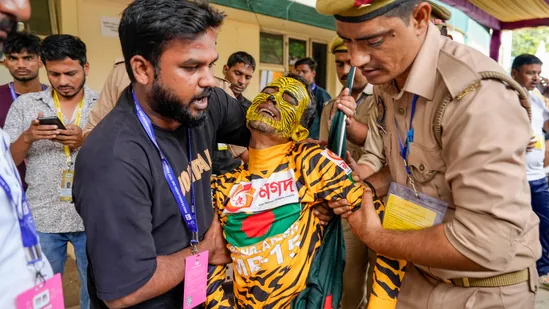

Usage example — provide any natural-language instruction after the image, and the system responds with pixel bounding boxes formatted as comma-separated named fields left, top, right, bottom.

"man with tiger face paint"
left=206, top=74, right=366, bottom=309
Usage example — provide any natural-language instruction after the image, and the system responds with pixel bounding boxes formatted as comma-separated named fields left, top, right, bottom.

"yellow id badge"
left=535, top=135, right=544, bottom=150
left=60, top=169, right=74, bottom=202
left=384, top=182, right=448, bottom=231
left=217, top=143, right=228, bottom=151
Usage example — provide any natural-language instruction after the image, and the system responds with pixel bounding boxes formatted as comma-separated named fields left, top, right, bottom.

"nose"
left=59, top=74, right=70, bottom=86
left=199, top=68, right=216, bottom=89
left=347, top=43, right=372, bottom=69
left=0, top=0, right=31, bottom=22
left=237, top=75, right=246, bottom=86
left=267, top=94, right=277, bottom=105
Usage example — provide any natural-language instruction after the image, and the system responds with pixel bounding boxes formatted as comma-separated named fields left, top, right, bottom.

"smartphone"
left=38, top=116, right=66, bottom=130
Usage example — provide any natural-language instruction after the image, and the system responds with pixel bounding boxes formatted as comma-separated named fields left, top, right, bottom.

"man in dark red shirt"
left=0, top=32, right=46, bottom=127
left=0, top=31, right=47, bottom=190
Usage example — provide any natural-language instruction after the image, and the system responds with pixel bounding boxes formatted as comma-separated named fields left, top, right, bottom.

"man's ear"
left=83, top=63, right=90, bottom=76
left=412, top=1, right=432, bottom=33
left=291, top=124, right=309, bottom=142
left=130, top=55, right=155, bottom=85
left=223, top=64, right=229, bottom=75
left=511, top=69, right=518, bottom=80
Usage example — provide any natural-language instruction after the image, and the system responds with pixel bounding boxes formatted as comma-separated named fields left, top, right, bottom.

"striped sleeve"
left=296, top=144, right=364, bottom=210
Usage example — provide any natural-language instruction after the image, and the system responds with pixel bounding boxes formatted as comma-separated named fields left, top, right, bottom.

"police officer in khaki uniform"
left=319, top=0, right=541, bottom=308
left=83, top=58, right=235, bottom=137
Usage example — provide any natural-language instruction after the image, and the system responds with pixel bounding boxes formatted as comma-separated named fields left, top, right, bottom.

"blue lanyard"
left=394, top=94, right=419, bottom=175
left=131, top=90, right=199, bottom=249
left=0, top=140, right=42, bottom=265
left=9, top=82, right=48, bottom=101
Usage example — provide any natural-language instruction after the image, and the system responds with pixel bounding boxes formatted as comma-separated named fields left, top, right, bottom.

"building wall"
left=0, top=0, right=339, bottom=99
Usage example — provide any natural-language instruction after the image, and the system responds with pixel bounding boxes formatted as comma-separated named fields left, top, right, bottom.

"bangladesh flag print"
left=224, top=203, right=301, bottom=247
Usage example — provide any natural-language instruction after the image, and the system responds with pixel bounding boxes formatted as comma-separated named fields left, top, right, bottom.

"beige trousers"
left=395, top=264, right=537, bottom=309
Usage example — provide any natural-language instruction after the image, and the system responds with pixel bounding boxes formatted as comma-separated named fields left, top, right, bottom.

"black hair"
left=119, top=0, right=226, bottom=82
left=227, top=51, right=256, bottom=71
left=40, top=34, right=87, bottom=66
left=3, top=32, right=41, bottom=55
left=294, top=57, right=317, bottom=72
left=512, top=54, right=543, bottom=71
left=285, top=73, right=316, bottom=130
left=385, top=0, right=422, bottom=24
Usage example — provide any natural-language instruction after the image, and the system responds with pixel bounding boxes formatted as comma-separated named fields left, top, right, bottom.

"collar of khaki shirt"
left=357, top=83, right=374, bottom=104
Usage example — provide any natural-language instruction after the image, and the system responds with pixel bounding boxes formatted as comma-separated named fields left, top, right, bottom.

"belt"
left=419, top=267, right=529, bottom=288
left=450, top=269, right=529, bottom=288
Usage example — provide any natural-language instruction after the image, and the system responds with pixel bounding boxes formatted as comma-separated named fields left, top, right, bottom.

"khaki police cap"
left=330, top=36, right=347, bottom=54
left=317, top=0, right=415, bottom=23
left=317, top=0, right=450, bottom=23
left=428, top=1, right=451, bottom=21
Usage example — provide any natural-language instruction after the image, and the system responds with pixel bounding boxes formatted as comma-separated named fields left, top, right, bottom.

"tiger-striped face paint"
left=246, top=77, right=310, bottom=141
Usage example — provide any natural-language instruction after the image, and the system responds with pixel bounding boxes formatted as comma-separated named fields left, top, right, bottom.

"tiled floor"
left=62, top=255, right=549, bottom=309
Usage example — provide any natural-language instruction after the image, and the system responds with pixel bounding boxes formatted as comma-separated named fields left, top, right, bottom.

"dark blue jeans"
left=38, top=231, right=89, bottom=309
left=529, top=178, right=549, bottom=276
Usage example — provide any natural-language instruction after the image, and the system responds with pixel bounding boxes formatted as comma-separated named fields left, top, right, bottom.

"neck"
left=351, top=88, right=363, bottom=100
left=133, top=85, right=182, bottom=131
left=249, top=131, right=288, bottom=150
left=13, top=78, right=42, bottom=94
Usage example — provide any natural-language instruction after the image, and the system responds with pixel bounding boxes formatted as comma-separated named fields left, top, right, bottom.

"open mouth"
left=256, top=104, right=279, bottom=121
left=192, top=97, right=208, bottom=110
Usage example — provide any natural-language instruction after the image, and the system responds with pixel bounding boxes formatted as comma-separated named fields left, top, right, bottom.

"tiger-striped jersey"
left=207, top=142, right=363, bottom=309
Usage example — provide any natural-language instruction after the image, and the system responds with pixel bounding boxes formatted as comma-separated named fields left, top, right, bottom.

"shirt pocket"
left=407, top=142, right=446, bottom=184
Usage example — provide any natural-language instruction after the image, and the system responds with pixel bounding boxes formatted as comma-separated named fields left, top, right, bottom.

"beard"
left=247, top=119, right=277, bottom=135
left=54, top=77, right=86, bottom=99
left=149, top=79, right=211, bottom=128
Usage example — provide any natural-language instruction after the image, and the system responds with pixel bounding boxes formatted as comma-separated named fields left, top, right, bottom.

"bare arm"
left=10, top=115, right=58, bottom=165
left=346, top=119, right=368, bottom=145
left=363, top=165, right=392, bottom=198
left=105, top=215, right=230, bottom=309
left=105, top=246, right=197, bottom=309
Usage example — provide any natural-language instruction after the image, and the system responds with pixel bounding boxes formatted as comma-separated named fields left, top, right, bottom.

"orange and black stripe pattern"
left=208, top=143, right=363, bottom=309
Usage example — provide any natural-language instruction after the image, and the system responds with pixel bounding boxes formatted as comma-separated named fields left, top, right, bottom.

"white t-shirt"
left=0, top=129, right=53, bottom=309
left=526, top=92, right=549, bottom=181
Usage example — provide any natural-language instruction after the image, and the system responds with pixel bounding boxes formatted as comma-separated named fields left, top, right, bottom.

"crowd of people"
left=0, top=0, right=548, bottom=309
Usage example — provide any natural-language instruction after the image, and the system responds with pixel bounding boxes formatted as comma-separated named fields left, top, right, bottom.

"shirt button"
left=419, top=164, right=425, bottom=171
left=398, top=108, right=405, bottom=115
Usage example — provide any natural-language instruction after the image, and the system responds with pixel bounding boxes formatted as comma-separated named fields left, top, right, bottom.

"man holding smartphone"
left=512, top=54, right=549, bottom=290
left=3, top=34, right=97, bottom=309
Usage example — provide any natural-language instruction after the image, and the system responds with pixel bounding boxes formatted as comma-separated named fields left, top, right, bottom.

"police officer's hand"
left=346, top=189, right=382, bottom=245
left=313, top=203, right=334, bottom=226
left=331, top=88, right=357, bottom=126
left=203, top=214, right=231, bottom=265
left=23, top=112, right=58, bottom=144
left=56, top=124, right=84, bottom=150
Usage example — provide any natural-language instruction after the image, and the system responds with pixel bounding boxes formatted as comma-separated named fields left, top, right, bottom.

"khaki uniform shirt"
left=320, top=85, right=385, bottom=172
left=375, top=23, right=540, bottom=280
left=83, top=58, right=236, bottom=135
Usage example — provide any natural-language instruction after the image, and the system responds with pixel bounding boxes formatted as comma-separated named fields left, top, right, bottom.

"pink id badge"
left=16, top=273, right=64, bottom=309
left=183, top=251, right=209, bottom=309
